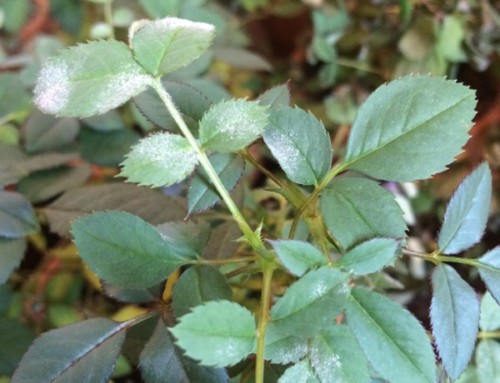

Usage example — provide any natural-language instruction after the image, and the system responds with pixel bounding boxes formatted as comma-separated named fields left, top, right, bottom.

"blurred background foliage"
left=0, top=0, right=498, bottom=381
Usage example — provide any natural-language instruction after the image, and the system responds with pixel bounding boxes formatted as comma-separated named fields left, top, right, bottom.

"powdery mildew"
left=34, top=60, right=71, bottom=115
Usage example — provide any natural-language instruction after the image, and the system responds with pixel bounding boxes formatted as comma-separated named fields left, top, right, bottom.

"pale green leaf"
left=270, top=267, right=350, bottom=338
left=345, top=287, right=436, bottom=383
left=436, top=16, right=466, bottom=62
left=0, top=238, right=27, bottom=284
left=130, top=17, right=215, bottom=76
left=269, top=240, right=327, bottom=276
left=12, top=318, right=127, bottom=383
left=320, top=177, right=406, bottom=249
left=22, top=110, right=80, bottom=153
left=264, top=326, right=308, bottom=364
left=258, top=83, right=291, bottom=108
left=44, top=183, right=186, bottom=236
left=34, top=40, right=152, bottom=118
left=214, top=47, right=272, bottom=71
left=338, top=238, right=399, bottom=275
left=309, top=325, right=370, bottom=383
left=170, top=300, right=256, bottom=367
left=82, top=110, right=124, bottom=132
left=343, top=76, right=476, bottom=181
left=278, top=360, right=319, bottom=383
left=72, top=211, right=187, bottom=289
left=480, top=292, right=500, bottom=332
left=431, top=264, right=479, bottom=380
left=438, top=163, right=492, bottom=254
left=188, top=153, right=244, bottom=214
left=172, top=266, right=232, bottom=318
left=263, top=106, right=332, bottom=185
left=0, top=191, right=39, bottom=238
left=139, top=319, right=228, bottom=383
left=138, top=0, right=179, bottom=18
left=476, top=340, right=500, bottom=383
left=156, top=221, right=211, bottom=259
left=120, top=132, right=198, bottom=188
left=478, top=247, right=500, bottom=304
left=199, top=99, right=269, bottom=153
left=0, top=73, right=30, bottom=120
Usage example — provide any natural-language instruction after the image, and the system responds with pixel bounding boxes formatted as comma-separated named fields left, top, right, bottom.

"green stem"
left=241, top=149, right=285, bottom=188
left=103, top=0, right=115, bottom=39
left=255, top=262, right=275, bottom=383
left=478, top=331, right=500, bottom=339
left=402, top=248, right=484, bottom=268
left=151, top=79, right=273, bottom=261
left=190, top=256, right=258, bottom=265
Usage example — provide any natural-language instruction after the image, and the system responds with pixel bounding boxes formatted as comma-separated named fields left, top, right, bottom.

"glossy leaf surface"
left=337, top=238, right=399, bottom=275
left=269, top=240, right=327, bottom=276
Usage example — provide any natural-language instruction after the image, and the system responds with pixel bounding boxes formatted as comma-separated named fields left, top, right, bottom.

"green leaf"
left=478, top=247, right=500, bottom=304
left=170, top=300, right=256, bottom=367
left=337, top=238, right=400, bottom=275
left=44, top=183, right=186, bottom=236
left=0, top=73, right=30, bottom=120
left=203, top=222, right=241, bottom=260
left=269, top=240, right=327, bottom=277
left=133, top=79, right=212, bottom=133
left=343, top=76, right=476, bottom=181
left=279, top=360, right=319, bottom=383
left=22, top=110, right=80, bottom=153
left=270, top=267, right=350, bottom=338
left=82, top=110, right=125, bottom=132
left=430, top=264, right=479, bottom=381
left=34, top=40, right=152, bottom=118
left=214, top=47, right=272, bottom=71
left=156, top=221, right=211, bottom=259
left=264, top=328, right=308, bottom=364
left=309, top=325, right=370, bottom=383
left=172, top=266, right=232, bottom=318
left=102, top=283, right=159, bottom=304
left=438, top=163, right=492, bottom=254
left=138, top=0, right=179, bottom=18
left=140, top=319, right=228, bottom=383
left=320, top=177, right=406, bottom=249
left=199, top=99, right=269, bottom=153
left=17, top=165, right=92, bottom=204
left=130, top=16, right=215, bottom=77
left=0, top=191, right=39, bottom=238
left=263, top=106, right=332, bottom=185
left=476, top=340, right=500, bottom=383
left=345, top=287, right=436, bottom=383
left=0, top=238, right=27, bottom=284
left=120, top=132, right=198, bottom=188
left=258, top=83, right=291, bottom=108
left=480, top=292, right=500, bottom=332
left=188, top=153, right=244, bottom=214
left=80, top=128, right=140, bottom=167
left=0, top=318, right=35, bottom=375
left=72, top=211, right=187, bottom=289
left=12, top=318, right=127, bottom=383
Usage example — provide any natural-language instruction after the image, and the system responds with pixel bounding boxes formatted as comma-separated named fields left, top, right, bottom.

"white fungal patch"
left=154, top=16, right=215, bottom=34
left=34, top=60, right=71, bottom=115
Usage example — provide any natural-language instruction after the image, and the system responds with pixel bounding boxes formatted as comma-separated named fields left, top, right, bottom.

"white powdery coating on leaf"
left=155, top=16, right=215, bottom=34
left=132, top=132, right=197, bottom=169
left=310, top=345, right=342, bottom=383
left=34, top=60, right=71, bottom=115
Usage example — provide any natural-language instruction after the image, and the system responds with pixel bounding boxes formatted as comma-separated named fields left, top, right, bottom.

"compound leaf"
left=320, top=177, right=406, bottom=249
left=0, top=191, right=39, bottom=238
left=309, top=325, right=370, bottom=383
left=12, top=318, right=127, bottom=383
left=72, top=211, right=187, bottom=289
left=120, top=132, right=198, bottom=188
left=139, top=319, right=228, bottom=383
left=438, top=163, right=492, bottom=254
left=337, top=238, right=400, bottom=275
left=172, top=266, right=232, bottom=318
left=431, top=264, right=479, bottom=381
left=269, top=240, right=327, bottom=276
left=170, top=300, right=256, bottom=367
left=199, top=99, right=269, bottom=153
left=263, top=106, right=332, bottom=185
left=345, top=287, right=436, bottom=383
left=478, top=247, right=500, bottom=304
left=270, top=267, right=349, bottom=338
left=130, top=17, right=215, bottom=76
left=188, top=153, right=244, bottom=214
left=343, top=76, right=476, bottom=181
left=34, top=40, right=152, bottom=118
left=0, top=237, right=27, bottom=284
